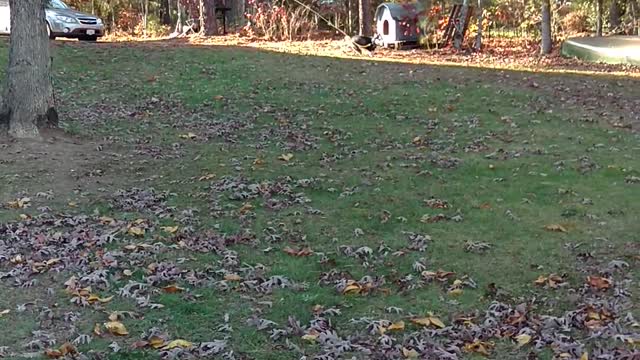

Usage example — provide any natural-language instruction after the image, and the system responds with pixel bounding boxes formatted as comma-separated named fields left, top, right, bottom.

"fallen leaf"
left=428, top=316, right=445, bottom=329
left=160, top=226, right=179, bottom=234
left=127, top=226, right=145, bottom=237
left=544, top=224, right=568, bottom=232
left=7, top=197, right=30, bottom=209
left=342, top=281, right=362, bottom=295
left=214, top=95, right=224, bottom=101
left=387, top=321, right=405, bottom=331
left=283, top=246, right=313, bottom=257
left=402, top=347, right=419, bottom=359
left=44, top=349, right=63, bottom=359
left=224, top=273, right=242, bottom=281
left=586, top=276, right=612, bottom=290
left=581, top=352, right=589, bottom=360
left=448, top=288, right=463, bottom=296
left=410, top=317, right=431, bottom=327
left=123, top=269, right=133, bottom=276
left=105, top=321, right=129, bottom=336
left=278, top=153, right=294, bottom=162
left=87, top=294, right=114, bottom=304
left=0, top=309, right=10, bottom=317
left=179, top=132, right=198, bottom=140
left=301, top=333, right=318, bottom=342
left=161, top=339, right=193, bottom=350
left=93, top=323, right=103, bottom=336
left=162, top=284, right=185, bottom=293
left=515, top=334, right=532, bottom=347
left=198, top=173, right=216, bottom=181
left=59, top=342, right=77, bottom=355
left=149, top=335, right=166, bottom=348
left=463, top=340, right=493, bottom=356
left=239, top=203, right=254, bottom=214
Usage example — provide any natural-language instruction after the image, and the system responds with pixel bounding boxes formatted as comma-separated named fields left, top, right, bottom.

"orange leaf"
left=283, top=246, right=313, bottom=257
left=162, top=284, right=185, bottom=293
left=586, top=276, right=611, bottom=290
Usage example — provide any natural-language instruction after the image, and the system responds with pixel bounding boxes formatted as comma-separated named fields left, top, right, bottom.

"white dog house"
left=375, top=3, right=419, bottom=48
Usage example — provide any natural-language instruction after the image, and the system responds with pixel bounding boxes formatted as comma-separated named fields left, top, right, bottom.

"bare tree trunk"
left=358, top=0, right=371, bottom=36
left=541, top=0, right=552, bottom=54
left=610, top=0, right=621, bottom=32
left=347, top=0, right=353, bottom=34
left=596, top=0, right=603, bottom=36
left=175, top=0, right=183, bottom=34
left=454, top=0, right=469, bottom=50
left=204, top=0, right=218, bottom=35
left=474, top=0, right=483, bottom=50
left=1, top=0, right=57, bottom=139
left=162, top=0, right=172, bottom=25
left=199, top=0, right=205, bottom=34
left=631, top=0, right=639, bottom=35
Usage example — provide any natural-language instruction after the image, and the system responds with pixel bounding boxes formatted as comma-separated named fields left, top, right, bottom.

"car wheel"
left=47, top=23, right=56, bottom=40
left=80, top=35, right=98, bottom=42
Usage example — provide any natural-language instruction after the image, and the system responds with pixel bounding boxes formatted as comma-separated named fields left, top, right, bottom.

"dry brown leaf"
left=283, top=246, right=313, bottom=257
left=544, top=224, right=568, bottom=232
left=463, top=340, right=494, bottom=356
left=162, top=284, right=185, bottom=293
left=278, top=153, right=294, bottom=162
left=387, top=321, right=405, bottom=331
left=105, top=321, right=129, bottom=336
left=179, top=132, right=198, bottom=140
left=224, top=273, right=242, bottom=282
left=93, top=323, right=103, bottom=336
left=586, top=276, right=612, bottom=290
left=44, top=349, right=63, bottom=359
left=448, top=288, right=463, bottom=296
left=342, top=281, right=362, bottom=295
left=59, top=342, right=77, bottom=355
left=149, top=335, right=166, bottom=349
left=239, top=203, right=254, bottom=214
left=198, top=173, right=216, bottom=181
left=301, top=333, right=318, bottom=342
left=581, top=352, right=589, bottom=360
left=428, top=317, right=445, bottom=329
left=0, top=309, right=10, bottom=317
left=87, top=294, right=114, bottom=304
left=410, top=317, right=431, bottom=327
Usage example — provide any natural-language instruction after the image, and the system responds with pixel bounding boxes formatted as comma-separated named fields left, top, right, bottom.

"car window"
left=46, top=0, right=69, bottom=9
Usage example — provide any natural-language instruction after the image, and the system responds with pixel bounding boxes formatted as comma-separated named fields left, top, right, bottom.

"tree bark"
left=358, top=0, right=371, bottom=36
left=610, top=0, right=621, bottom=32
left=540, top=0, right=552, bottom=55
left=453, top=0, right=469, bottom=50
left=474, top=0, right=483, bottom=50
left=596, top=0, right=603, bottom=36
left=199, top=0, right=205, bottom=34
left=162, top=0, right=172, bottom=25
left=203, top=0, right=218, bottom=35
left=2, top=0, right=57, bottom=139
left=175, top=0, right=183, bottom=34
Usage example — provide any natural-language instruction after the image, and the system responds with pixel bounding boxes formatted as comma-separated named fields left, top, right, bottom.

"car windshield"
left=46, top=0, right=69, bottom=9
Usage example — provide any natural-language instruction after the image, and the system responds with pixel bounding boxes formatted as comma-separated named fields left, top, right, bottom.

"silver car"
left=0, top=0, right=105, bottom=41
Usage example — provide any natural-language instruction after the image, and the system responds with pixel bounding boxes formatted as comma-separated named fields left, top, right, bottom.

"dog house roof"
left=375, top=3, right=419, bottom=21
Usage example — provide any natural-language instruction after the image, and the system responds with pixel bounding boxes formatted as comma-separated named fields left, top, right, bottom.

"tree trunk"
left=631, top=0, right=639, bottom=35
left=474, top=0, right=483, bottom=50
left=596, top=0, right=603, bottom=36
left=204, top=0, right=218, bottom=35
left=199, top=0, right=205, bottom=34
left=540, top=0, right=552, bottom=54
left=175, top=0, right=183, bottom=34
left=610, top=0, right=621, bottom=32
left=453, top=0, right=469, bottom=50
left=162, top=0, right=172, bottom=25
left=1, top=0, right=57, bottom=139
left=358, top=0, right=371, bottom=36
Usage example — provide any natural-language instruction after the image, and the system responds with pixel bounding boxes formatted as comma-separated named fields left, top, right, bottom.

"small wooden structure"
left=375, top=3, right=419, bottom=48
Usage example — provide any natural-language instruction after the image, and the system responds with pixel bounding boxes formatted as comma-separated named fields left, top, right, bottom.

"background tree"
left=541, top=0, right=552, bottom=54
left=358, top=0, right=371, bottom=36
left=0, top=0, right=57, bottom=139
left=204, top=0, right=218, bottom=35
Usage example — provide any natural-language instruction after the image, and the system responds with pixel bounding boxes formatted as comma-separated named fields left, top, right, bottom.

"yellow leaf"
left=544, top=224, right=568, bottom=232
left=516, top=334, right=532, bottom=347
left=149, top=336, right=166, bottom=349
left=412, top=136, right=422, bottom=145
left=68, top=202, right=77, bottom=207
left=161, top=226, right=179, bottom=234
left=301, top=333, right=318, bottom=342
left=179, top=132, right=198, bottom=140
left=161, top=339, right=193, bottom=350
left=448, top=288, right=463, bottom=296
left=19, top=214, right=31, bottom=220
left=580, top=352, right=588, bottom=360
left=253, top=158, right=265, bottom=166
left=127, top=226, right=145, bottom=237
left=463, top=340, right=493, bottom=356
left=428, top=317, right=445, bottom=329
left=410, top=317, right=431, bottom=327
left=278, top=153, right=294, bottom=162
left=402, top=347, right=419, bottom=359
left=224, top=273, right=242, bottom=282
left=239, top=203, right=254, bottom=214
left=387, top=321, right=405, bottom=331
left=93, top=323, right=103, bottom=336
left=342, top=282, right=362, bottom=295
left=87, top=294, right=114, bottom=304
left=44, top=349, right=63, bottom=359
left=105, top=321, right=129, bottom=336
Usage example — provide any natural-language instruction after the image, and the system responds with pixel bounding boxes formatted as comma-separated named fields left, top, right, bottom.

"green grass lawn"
left=0, top=39, right=638, bottom=360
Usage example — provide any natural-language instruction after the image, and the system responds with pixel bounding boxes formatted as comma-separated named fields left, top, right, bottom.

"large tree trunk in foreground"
left=1, top=0, right=57, bottom=139
left=596, top=0, right=603, bottom=36
left=203, top=0, right=218, bottom=36
left=540, top=0, right=552, bottom=55
left=358, top=0, right=371, bottom=36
